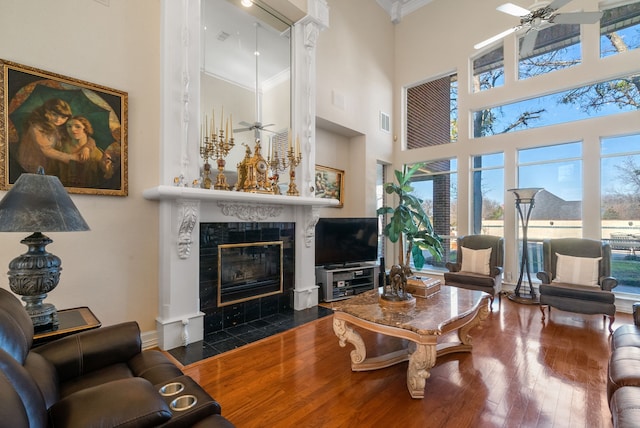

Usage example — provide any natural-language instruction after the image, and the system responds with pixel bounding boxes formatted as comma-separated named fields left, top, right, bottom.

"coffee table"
left=331, top=286, right=489, bottom=398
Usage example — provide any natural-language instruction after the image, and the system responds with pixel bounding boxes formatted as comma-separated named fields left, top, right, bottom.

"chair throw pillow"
left=460, top=246, right=492, bottom=275
left=553, top=253, right=602, bottom=287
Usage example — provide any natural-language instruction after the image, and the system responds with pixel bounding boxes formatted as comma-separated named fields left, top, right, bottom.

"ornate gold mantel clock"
left=236, top=139, right=273, bottom=194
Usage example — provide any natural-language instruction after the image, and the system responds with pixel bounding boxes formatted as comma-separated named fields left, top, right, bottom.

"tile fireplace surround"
left=200, top=221, right=296, bottom=336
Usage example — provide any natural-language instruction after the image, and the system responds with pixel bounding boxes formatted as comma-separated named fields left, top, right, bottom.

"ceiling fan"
left=474, top=0, right=604, bottom=57
left=234, top=120, right=276, bottom=139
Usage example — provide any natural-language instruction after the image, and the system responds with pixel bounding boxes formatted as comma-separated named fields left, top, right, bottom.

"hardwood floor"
left=179, top=294, right=632, bottom=428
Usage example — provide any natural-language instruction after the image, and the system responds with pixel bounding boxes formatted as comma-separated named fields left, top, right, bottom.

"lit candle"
left=220, top=106, right=224, bottom=134
left=211, top=108, right=215, bottom=136
left=226, top=117, right=229, bottom=138
left=288, top=128, right=292, bottom=151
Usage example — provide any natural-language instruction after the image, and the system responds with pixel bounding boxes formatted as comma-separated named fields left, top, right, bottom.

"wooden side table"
left=33, top=307, right=101, bottom=346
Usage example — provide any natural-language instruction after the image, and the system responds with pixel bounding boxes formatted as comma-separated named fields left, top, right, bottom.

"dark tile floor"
left=168, top=305, right=333, bottom=366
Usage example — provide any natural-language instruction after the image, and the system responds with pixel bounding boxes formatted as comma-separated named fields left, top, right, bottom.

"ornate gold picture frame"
left=315, top=164, right=344, bottom=208
left=0, top=59, right=128, bottom=196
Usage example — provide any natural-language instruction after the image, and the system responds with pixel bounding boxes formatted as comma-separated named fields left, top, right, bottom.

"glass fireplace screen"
left=217, top=240, right=284, bottom=306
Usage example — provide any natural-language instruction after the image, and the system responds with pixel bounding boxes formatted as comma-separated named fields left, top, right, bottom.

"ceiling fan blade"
left=548, top=0, right=573, bottom=11
left=239, top=121, right=253, bottom=127
left=520, top=28, right=539, bottom=57
left=261, top=123, right=275, bottom=128
left=552, top=11, right=604, bottom=24
left=497, top=3, right=530, bottom=17
left=233, top=127, right=252, bottom=133
left=474, top=26, right=520, bottom=50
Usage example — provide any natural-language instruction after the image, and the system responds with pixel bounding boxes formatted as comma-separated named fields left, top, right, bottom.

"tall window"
left=406, top=73, right=457, bottom=148
left=471, top=153, right=504, bottom=237
left=517, top=143, right=583, bottom=274
left=601, top=134, right=640, bottom=293
left=407, top=159, right=457, bottom=272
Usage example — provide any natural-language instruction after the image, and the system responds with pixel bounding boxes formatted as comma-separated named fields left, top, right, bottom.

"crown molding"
left=375, top=0, right=435, bottom=24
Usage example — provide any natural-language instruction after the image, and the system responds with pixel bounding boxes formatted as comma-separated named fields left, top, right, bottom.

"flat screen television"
left=315, top=217, right=378, bottom=268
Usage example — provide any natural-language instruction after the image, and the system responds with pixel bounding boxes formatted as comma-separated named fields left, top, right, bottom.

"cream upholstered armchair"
left=537, top=238, right=618, bottom=333
left=444, top=235, right=504, bottom=306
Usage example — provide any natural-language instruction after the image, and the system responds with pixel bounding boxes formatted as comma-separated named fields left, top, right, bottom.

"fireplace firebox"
left=218, top=241, right=283, bottom=306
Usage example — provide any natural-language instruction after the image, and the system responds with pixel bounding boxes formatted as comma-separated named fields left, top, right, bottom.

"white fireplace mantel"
left=143, top=185, right=339, bottom=208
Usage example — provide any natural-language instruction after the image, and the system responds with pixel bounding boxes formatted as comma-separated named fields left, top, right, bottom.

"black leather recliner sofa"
left=0, top=288, right=235, bottom=427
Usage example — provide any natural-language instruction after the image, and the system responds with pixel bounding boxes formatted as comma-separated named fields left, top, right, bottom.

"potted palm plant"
left=376, top=163, right=443, bottom=302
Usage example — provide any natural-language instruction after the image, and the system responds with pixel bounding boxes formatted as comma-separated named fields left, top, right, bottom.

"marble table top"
left=330, top=286, right=488, bottom=336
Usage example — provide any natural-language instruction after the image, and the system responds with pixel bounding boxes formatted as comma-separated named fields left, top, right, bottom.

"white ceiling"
left=376, top=0, right=436, bottom=23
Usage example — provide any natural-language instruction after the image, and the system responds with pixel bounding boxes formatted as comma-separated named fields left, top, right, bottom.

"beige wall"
left=0, top=0, right=161, bottom=332
left=315, top=0, right=395, bottom=218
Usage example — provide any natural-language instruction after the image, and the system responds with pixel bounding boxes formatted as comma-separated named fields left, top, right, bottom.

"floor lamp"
left=0, top=170, right=89, bottom=328
left=508, top=187, right=543, bottom=305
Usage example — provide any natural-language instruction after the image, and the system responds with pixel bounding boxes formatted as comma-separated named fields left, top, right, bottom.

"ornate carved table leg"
left=333, top=317, right=367, bottom=366
left=407, top=344, right=437, bottom=399
left=458, top=297, right=490, bottom=346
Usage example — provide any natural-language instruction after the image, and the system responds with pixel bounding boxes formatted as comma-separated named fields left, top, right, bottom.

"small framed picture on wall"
left=315, top=164, right=344, bottom=208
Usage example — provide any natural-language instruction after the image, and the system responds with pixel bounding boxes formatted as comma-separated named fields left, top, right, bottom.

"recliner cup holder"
left=170, top=394, right=198, bottom=411
left=159, top=382, right=185, bottom=396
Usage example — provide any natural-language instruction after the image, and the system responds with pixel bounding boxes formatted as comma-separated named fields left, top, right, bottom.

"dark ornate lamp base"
left=8, top=232, right=62, bottom=328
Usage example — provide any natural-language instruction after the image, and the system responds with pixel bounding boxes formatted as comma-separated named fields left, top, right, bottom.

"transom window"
left=472, top=73, right=640, bottom=138
left=472, top=46, right=504, bottom=92
left=601, top=2, right=640, bottom=58
left=519, top=23, right=581, bottom=80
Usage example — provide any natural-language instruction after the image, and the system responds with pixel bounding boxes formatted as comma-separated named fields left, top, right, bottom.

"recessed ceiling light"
left=241, top=0, right=252, bottom=7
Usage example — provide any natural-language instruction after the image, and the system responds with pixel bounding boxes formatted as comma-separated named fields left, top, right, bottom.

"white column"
left=157, top=0, right=203, bottom=350
left=292, top=0, right=329, bottom=309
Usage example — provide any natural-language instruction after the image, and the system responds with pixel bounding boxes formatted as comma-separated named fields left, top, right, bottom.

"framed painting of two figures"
left=0, top=59, right=128, bottom=196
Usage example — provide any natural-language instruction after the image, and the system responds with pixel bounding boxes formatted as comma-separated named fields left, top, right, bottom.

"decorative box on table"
left=406, top=276, right=441, bottom=298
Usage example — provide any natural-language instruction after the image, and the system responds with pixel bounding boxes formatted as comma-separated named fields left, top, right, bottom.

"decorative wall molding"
left=305, top=208, right=321, bottom=248
left=217, top=201, right=284, bottom=221
left=177, top=199, right=199, bottom=259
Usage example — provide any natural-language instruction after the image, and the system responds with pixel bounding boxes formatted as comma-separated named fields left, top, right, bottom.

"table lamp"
left=0, top=169, right=90, bottom=328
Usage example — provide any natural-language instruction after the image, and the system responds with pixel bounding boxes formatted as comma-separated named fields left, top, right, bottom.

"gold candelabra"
left=286, top=134, right=302, bottom=196
left=267, top=146, right=287, bottom=195
left=200, top=109, right=235, bottom=190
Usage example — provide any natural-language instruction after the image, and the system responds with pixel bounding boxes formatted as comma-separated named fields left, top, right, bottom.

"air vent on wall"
left=380, top=111, right=390, bottom=133
left=217, top=31, right=230, bottom=42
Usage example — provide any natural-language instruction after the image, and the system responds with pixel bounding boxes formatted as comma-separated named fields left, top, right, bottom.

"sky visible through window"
left=473, top=74, right=640, bottom=139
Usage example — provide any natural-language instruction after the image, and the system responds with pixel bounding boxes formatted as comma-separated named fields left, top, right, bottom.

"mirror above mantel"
left=201, top=0, right=293, bottom=174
